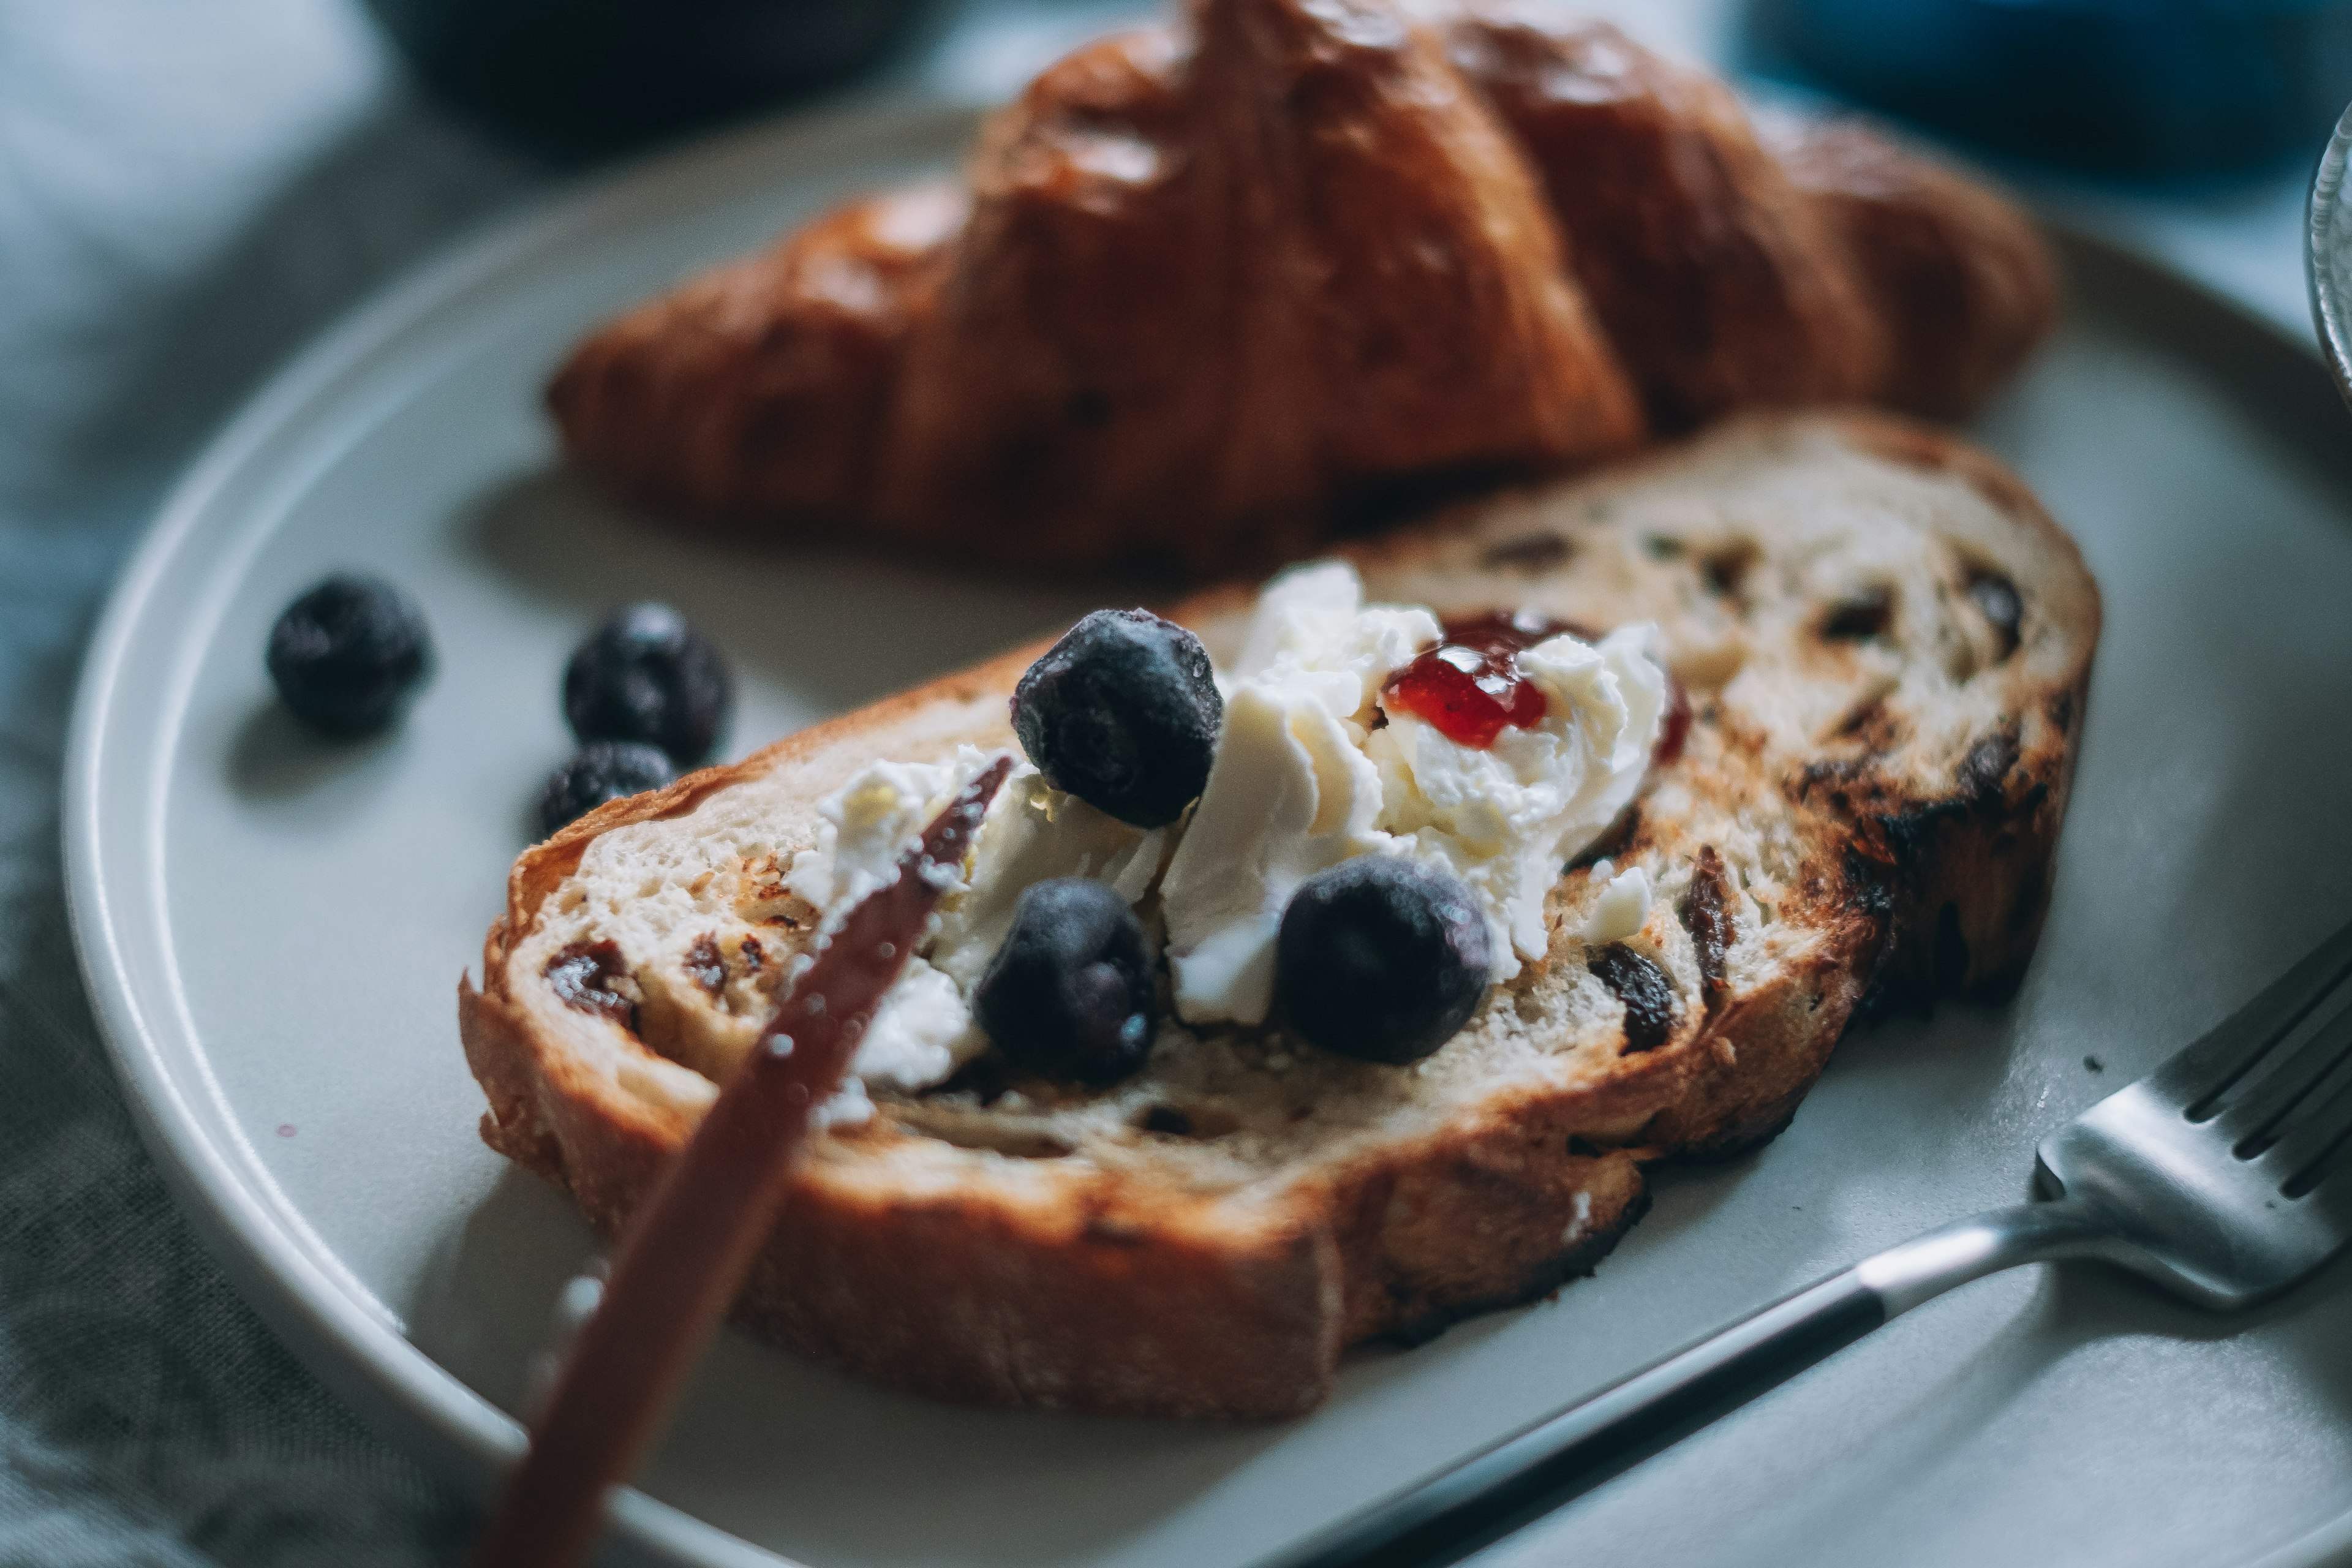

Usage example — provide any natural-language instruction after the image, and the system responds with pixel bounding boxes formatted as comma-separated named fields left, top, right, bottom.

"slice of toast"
left=460, top=410, right=2097, bottom=1418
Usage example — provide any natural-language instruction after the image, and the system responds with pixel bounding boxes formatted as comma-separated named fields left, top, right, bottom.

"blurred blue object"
left=361, top=0, right=951, bottom=156
left=1750, top=0, right=2352, bottom=175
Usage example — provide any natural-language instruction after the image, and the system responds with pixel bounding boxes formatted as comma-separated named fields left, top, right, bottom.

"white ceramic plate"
left=64, top=99, right=2352, bottom=1568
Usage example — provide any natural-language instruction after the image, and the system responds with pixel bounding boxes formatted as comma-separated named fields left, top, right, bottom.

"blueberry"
left=1011, top=609, right=1220, bottom=829
left=265, top=573, right=432, bottom=739
left=562, top=602, right=733, bottom=766
left=537, top=740, right=678, bottom=837
left=973, top=878, right=1157, bottom=1085
left=1275, top=858, right=1492, bottom=1065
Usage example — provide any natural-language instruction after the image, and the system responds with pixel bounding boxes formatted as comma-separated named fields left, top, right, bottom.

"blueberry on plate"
left=1011, top=609, right=1221, bottom=829
left=973, top=878, right=1158, bottom=1085
left=1275, top=857, right=1493, bottom=1065
left=537, top=740, right=678, bottom=837
left=562, top=601, right=733, bottom=766
left=265, top=573, right=432, bottom=739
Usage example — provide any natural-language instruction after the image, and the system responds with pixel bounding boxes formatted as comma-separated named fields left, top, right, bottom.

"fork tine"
left=2260, top=1056, right=2352, bottom=1196
left=2155, top=914, right=2352, bottom=1115
left=2294, top=1152, right=2352, bottom=1238
left=2212, top=991, right=2352, bottom=1149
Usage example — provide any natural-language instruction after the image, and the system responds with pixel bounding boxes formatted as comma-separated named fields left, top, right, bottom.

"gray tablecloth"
left=0, top=0, right=536, bottom=1557
left=0, top=0, right=2318, bottom=1561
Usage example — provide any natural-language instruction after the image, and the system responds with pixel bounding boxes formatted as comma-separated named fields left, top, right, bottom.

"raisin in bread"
left=460, top=410, right=2098, bottom=1417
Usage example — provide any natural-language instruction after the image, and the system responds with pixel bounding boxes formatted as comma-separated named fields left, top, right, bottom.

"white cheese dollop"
left=853, top=956, right=978, bottom=1090
left=785, top=748, right=994, bottom=916
left=1156, top=679, right=1388, bottom=1027
left=1159, top=562, right=1665, bottom=1027
left=785, top=750, right=1164, bottom=1099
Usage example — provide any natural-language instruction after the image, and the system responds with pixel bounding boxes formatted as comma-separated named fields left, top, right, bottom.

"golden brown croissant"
left=549, top=0, right=2056, bottom=575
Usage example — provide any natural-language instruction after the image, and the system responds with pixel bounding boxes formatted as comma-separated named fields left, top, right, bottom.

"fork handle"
left=1262, top=1197, right=2113, bottom=1568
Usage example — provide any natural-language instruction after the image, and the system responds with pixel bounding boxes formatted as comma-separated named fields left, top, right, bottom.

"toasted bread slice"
left=460, top=411, right=2097, bottom=1417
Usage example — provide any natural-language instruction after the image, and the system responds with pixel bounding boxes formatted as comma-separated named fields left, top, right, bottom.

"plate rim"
left=58, top=91, right=2352, bottom=1568
left=62, top=91, right=984, bottom=1568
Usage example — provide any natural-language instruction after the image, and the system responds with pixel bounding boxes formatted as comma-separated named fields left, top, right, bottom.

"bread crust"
left=461, top=410, right=2097, bottom=1417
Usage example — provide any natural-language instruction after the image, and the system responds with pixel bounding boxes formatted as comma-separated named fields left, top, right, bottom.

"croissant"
left=549, top=0, right=2056, bottom=575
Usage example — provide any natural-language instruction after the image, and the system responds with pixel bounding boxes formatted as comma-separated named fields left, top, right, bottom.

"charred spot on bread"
left=1589, top=943, right=1675, bottom=1053
left=1957, top=723, right=2021, bottom=805
left=1482, top=531, right=1573, bottom=571
left=1134, top=1102, right=1243, bottom=1139
left=1834, top=695, right=1894, bottom=744
left=1701, top=538, right=1760, bottom=598
left=1796, top=755, right=1864, bottom=798
left=546, top=940, right=639, bottom=1031
left=1820, top=586, right=1894, bottom=642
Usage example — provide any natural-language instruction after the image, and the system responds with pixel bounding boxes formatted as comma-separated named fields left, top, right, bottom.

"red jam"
left=1381, top=611, right=1574, bottom=750
left=1381, top=611, right=1694, bottom=764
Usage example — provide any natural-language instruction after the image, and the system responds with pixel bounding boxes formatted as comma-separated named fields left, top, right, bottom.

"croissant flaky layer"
left=549, top=1, right=2057, bottom=575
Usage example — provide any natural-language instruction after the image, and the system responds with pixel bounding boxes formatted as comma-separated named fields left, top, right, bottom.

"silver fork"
left=1264, top=916, right=2352, bottom=1568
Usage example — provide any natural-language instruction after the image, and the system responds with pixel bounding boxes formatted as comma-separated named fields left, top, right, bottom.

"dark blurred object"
left=1750, top=0, right=2352, bottom=176
left=361, top=0, right=946, bottom=156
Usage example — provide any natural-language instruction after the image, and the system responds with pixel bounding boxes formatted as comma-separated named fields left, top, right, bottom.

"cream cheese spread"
left=783, top=748, right=992, bottom=1120
left=782, top=559, right=1667, bottom=1090
left=783, top=745, right=1164, bottom=1110
left=1161, top=563, right=1665, bottom=1025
